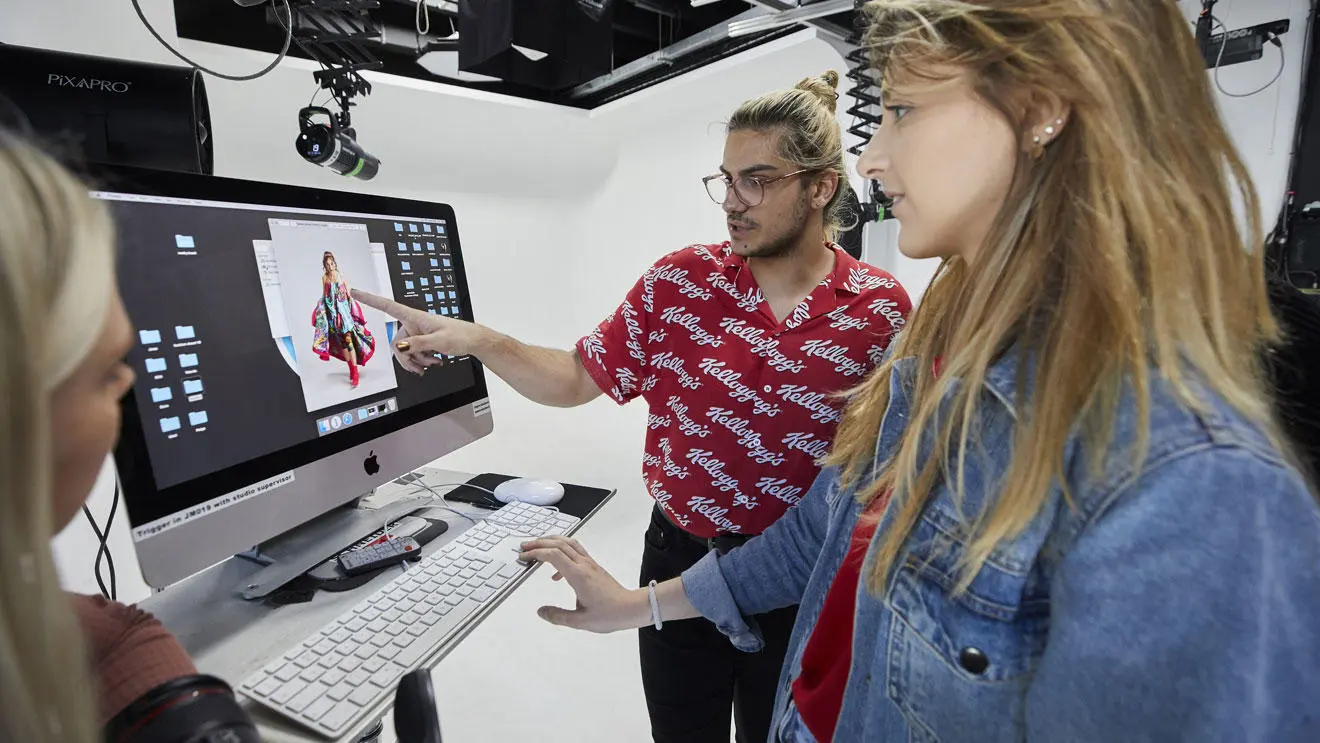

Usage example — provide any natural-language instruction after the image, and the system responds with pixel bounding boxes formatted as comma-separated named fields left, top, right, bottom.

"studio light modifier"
left=296, top=106, right=380, bottom=181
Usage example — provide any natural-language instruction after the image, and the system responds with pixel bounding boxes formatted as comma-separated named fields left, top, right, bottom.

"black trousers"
left=638, top=507, right=799, bottom=743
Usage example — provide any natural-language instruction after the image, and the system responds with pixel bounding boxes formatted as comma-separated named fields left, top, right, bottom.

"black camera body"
left=105, top=675, right=258, bottom=743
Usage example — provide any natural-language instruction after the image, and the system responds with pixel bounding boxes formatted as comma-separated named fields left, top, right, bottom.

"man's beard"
left=741, top=191, right=811, bottom=259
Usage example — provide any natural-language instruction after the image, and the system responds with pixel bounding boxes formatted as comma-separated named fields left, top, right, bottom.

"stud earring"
left=1032, top=135, right=1042, bottom=145
left=1044, top=125, right=1055, bottom=136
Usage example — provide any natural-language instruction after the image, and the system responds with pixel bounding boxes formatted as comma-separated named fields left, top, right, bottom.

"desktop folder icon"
left=160, top=417, right=181, bottom=433
left=145, top=358, right=167, bottom=373
left=424, top=293, right=434, bottom=303
left=175, top=235, right=195, bottom=249
left=423, top=224, right=432, bottom=233
left=401, top=261, right=411, bottom=271
left=394, top=222, right=404, bottom=231
left=404, top=280, right=415, bottom=290
left=150, top=387, right=172, bottom=403
left=430, top=258, right=439, bottom=268
left=188, top=411, right=209, bottom=426
left=139, top=329, right=162, bottom=345
left=175, top=325, right=196, bottom=340
left=182, top=379, right=204, bottom=395
left=179, top=353, right=199, bottom=368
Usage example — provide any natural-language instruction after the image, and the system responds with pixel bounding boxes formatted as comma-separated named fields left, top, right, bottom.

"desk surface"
left=140, top=468, right=616, bottom=742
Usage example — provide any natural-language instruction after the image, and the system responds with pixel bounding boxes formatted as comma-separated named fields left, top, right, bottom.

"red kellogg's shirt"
left=575, top=243, right=910, bottom=537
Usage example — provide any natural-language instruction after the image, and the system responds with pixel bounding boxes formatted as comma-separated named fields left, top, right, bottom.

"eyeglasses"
left=702, top=169, right=815, bottom=207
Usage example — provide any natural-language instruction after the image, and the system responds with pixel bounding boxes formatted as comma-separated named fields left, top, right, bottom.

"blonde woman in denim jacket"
left=521, top=1, right=1320, bottom=740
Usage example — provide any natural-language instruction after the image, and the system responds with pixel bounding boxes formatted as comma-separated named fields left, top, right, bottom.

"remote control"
left=338, top=537, right=423, bottom=576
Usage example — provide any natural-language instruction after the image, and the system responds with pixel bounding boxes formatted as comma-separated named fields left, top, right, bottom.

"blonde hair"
left=728, top=71, right=853, bottom=240
left=829, top=0, right=1283, bottom=592
left=0, top=132, right=115, bottom=742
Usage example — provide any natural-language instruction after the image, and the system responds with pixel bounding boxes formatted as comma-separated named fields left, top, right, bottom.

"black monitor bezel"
left=98, top=166, right=490, bottom=528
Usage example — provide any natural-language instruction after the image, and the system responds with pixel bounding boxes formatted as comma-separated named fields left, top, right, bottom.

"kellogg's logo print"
left=652, top=351, right=703, bottom=390
left=784, top=301, right=813, bottom=330
left=800, top=339, right=867, bottom=377
left=825, top=305, right=869, bottom=332
left=869, top=297, right=907, bottom=334
left=667, top=396, right=712, bottom=438
left=708, top=271, right=763, bottom=313
left=698, top=358, right=782, bottom=418
left=846, top=265, right=898, bottom=293
left=653, top=266, right=713, bottom=301
left=660, top=306, right=724, bottom=347
left=718, top=318, right=807, bottom=373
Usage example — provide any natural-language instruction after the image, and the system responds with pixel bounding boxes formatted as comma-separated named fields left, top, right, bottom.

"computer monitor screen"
left=96, top=167, right=493, bottom=588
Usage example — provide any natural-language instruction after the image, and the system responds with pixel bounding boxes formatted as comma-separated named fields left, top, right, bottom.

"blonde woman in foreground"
left=0, top=134, right=256, bottom=742
left=521, top=1, right=1320, bottom=741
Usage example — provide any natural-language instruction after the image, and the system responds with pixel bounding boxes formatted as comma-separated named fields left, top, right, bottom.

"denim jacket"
left=683, top=352, right=1320, bottom=742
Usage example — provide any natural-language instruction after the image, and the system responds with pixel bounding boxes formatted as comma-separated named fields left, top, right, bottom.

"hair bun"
left=795, top=71, right=841, bottom=114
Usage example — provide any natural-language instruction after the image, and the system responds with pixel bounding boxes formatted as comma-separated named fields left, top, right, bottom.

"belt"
left=658, top=506, right=754, bottom=554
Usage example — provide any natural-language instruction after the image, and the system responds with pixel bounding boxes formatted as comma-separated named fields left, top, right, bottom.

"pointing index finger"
left=352, top=290, right=431, bottom=323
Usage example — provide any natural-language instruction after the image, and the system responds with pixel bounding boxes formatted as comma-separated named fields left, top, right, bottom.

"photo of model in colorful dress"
left=312, top=251, right=375, bottom=388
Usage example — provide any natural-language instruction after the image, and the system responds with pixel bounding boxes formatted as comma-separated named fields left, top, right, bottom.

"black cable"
left=81, top=481, right=119, bottom=601
left=131, top=0, right=294, bottom=82
left=79, top=488, right=118, bottom=604
left=82, top=505, right=110, bottom=599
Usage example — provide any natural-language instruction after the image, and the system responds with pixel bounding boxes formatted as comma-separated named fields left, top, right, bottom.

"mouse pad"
left=445, top=473, right=613, bottom=520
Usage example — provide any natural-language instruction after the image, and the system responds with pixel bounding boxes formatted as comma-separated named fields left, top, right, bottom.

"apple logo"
left=363, top=450, right=380, bottom=476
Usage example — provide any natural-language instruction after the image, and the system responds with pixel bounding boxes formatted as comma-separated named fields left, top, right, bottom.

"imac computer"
left=94, top=167, right=493, bottom=591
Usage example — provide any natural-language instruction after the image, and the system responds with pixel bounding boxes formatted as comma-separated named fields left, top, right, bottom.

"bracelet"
left=647, top=580, right=663, bottom=631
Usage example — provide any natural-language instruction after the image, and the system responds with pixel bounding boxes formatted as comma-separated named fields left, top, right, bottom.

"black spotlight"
left=295, top=105, right=379, bottom=180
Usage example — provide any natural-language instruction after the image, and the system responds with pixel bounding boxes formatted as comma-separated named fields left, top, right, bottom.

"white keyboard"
left=239, top=502, right=580, bottom=738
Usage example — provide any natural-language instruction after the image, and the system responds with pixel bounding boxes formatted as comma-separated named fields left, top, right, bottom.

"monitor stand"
left=235, top=495, right=431, bottom=600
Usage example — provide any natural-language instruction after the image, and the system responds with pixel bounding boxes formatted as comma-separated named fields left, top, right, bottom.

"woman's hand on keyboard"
left=519, top=536, right=651, bottom=633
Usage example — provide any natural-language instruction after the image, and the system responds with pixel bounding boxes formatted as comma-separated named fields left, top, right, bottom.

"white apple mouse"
left=492, top=478, right=565, bottom=507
